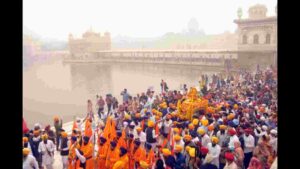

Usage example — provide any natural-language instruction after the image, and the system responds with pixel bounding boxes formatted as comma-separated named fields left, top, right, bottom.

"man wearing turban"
left=59, top=132, right=70, bottom=169
left=207, top=136, right=221, bottom=168
left=38, top=134, right=55, bottom=169
left=142, top=143, right=154, bottom=168
left=243, top=128, right=255, bottom=168
left=106, top=141, right=120, bottom=169
left=117, top=147, right=129, bottom=169
left=145, top=120, right=158, bottom=150
left=174, top=145, right=185, bottom=169
left=53, top=116, right=63, bottom=151
left=227, top=128, right=240, bottom=151
left=23, top=148, right=39, bottom=169
left=78, top=136, right=94, bottom=169
left=224, top=152, right=238, bottom=169
left=217, top=125, right=228, bottom=146
left=30, top=130, right=43, bottom=168
left=130, top=139, right=146, bottom=169
left=96, top=136, right=109, bottom=169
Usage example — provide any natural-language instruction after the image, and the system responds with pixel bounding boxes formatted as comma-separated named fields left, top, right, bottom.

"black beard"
left=43, top=140, right=47, bottom=144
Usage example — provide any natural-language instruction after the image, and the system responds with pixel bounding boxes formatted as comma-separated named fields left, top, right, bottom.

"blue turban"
left=120, top=147, right=127, bottom=156
left=71, top=136, right=77, bottom=142
left=129, top=124, right=135, bottom=129
left=117, top=130, right=122, bottom=137
left=145, top=143, right=152, bottom=150
left=228, top=120, right=235, bottom=127
left=129, top=133, right=134, bottom=138
left=99, top=137, right=107, bottom=143
left=110, top=141, right=117, bottom=147
left=190, top=131, right=197, bottom=138
left=134, top=139, right=141, bottom=146
left=233, top=119, right=239, bottom=126
left=83, top=136, right=90, bottom=142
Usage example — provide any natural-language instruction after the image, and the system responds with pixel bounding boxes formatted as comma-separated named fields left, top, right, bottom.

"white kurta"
left=224, top=161, right=238, bottom=169
left=269, top=136, right=277, bottom=153
left=163, top=120, right=172, bottom=134
left=38, top=140, right=55, bottom=166
left=201, top=134, right=211, bottom=147
left=136, top=132, right=147, bottom=145
left=207, top=143, right=221, bottom=168
left=216, top=131, right=228, bottom=146
left=243, top=134, right=255, bottom=153
left=23, top=155, right=39, bottom=169
left=228, top=135, right=240, bottom=150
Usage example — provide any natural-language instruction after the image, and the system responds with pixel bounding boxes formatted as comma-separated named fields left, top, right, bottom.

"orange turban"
left=192, top=119, right=199, bottom=125
left=233, top=104, right=238, bottom=110
left=148, top=120, right=154, bottom=128
left=61, top=132, right=68, bottom=138
left=207, top=125, right=214, bottom=131
left=155, top=115, right=160, bottom=121
left=173, top=128, right=179, bottom=133
left=211, top=136, right=219, bottom=144
left=162, top=148, right=171, bottom=156
left=188, top=123, right=195, bottom=130
left=219, top=125, right=227, bottom=130
left=174, top=134, right=181, bottom=141
left=135, top=113, right=141, bottom=118
left=136, top=127, right=142, bottom=132
left=227, top=113, right=235, bottom=120
left=198, top=128, right=205, bottom=135
left=174, top=145, right=183, bottom=152
left=23, top=137, right=28, bottom=143
left=184, top=135, right=192, bottom=141
left=201, top=119, right=209, bottom=126
left=23, top=148, right=30, bottom=156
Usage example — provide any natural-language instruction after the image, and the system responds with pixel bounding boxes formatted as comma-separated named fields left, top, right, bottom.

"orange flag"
left=102, top=117, right=111, bottom=140
left=121, top=128, right=126, bottom=140
left=84, top=120, right=93, bottom=138
left=110, top=119, right=117, bottom=141
left=72, top=120, right=78, bottom=131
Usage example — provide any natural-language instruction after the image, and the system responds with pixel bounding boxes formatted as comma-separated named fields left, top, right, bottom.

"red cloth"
left=228, top=128, right=236, bottom=136
left=225, top=152, right=234, bottom=161
left=200, top=146, right=209, bottom=155
left=23, top=118, right=29, bottom=134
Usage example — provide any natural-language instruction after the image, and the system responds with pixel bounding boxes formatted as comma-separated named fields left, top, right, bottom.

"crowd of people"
left=23, top=66, right=278, bottom=169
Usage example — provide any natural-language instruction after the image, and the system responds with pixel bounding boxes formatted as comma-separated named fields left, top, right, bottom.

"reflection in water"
left=24, top=58, right=223, bottom=128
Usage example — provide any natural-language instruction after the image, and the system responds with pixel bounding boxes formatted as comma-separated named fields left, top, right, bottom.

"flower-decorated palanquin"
left=177, top=87, right=209, bottom=121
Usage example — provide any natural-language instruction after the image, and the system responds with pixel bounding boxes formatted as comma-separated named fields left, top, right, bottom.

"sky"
left=23, top=0, right=277, bottom=41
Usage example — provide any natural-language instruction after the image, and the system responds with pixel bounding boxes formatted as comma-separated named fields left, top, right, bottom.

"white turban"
left=262, top=125, right=268, bottom=131
left=123, top=121, right=128, bottom=127
left=270, top=129, right=277, bottom=135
